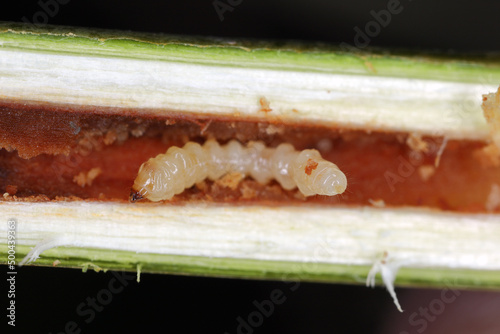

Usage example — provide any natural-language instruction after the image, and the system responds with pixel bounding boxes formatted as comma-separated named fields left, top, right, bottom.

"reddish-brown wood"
left=0, top=101, right=499, bottom=213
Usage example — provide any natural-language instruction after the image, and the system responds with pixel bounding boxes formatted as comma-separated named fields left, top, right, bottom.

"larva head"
left=130, top=153, right=184, bottom=202
left=130, top=157, right=174, bottom=202
left=129, top=190, right=144, bottom=202
left=130, top=161, right=154, bottom=202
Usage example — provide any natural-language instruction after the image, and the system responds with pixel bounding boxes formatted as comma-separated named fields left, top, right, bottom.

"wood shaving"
left=406, top=133, right=429, bottom=153
left=482, top=86, right=500, bottom=149
left=103, top=130, right=117, bottom=145
left=418, top=165, right=436, bottom=182
left=215, top=172, right=245, bottom=190
left=434, top=137, right=448, bottom=168
left=73, top=167, right=102, bottom=187
left=240, top=182, right=257, bottom=199
left=486, top=184, right=500, bottom=212
left=5, top=185, right=18, bottom=196
left=264, top=125, right=284, bottom=135
left=473, top=143, right=500, bottom=168
left=368, top=198, right=386, bottom=208
left=259, top=97, right=272, bottom=113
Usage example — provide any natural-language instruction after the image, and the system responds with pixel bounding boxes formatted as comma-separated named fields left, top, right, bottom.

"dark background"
left=12, top=265, right=404, bottom=333
left=3, top=0, right=500, bottom=51
left=2, top=1, right=500, bottom=333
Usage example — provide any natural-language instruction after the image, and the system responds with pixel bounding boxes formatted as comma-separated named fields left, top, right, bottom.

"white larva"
left=130, top=139, right=347, bottom=202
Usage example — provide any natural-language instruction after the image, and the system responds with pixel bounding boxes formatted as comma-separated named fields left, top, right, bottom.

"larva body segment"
left=130, top=139, right=347, bottom=202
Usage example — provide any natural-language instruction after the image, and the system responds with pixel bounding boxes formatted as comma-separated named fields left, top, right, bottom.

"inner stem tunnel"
left=1, top=100, right=499, bottom=213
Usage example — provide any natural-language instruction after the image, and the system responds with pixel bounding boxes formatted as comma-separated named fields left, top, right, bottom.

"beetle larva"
left=130, top=139, right=347, bottom=202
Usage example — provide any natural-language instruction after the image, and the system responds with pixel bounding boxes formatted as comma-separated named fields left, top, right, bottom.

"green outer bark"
left=1, top=21, right=500, bottom=84
left=3, top=246, right=500, bottom=290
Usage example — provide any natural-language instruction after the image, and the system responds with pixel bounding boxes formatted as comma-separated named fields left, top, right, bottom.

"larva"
left=130, top=139, right=347, bottom=202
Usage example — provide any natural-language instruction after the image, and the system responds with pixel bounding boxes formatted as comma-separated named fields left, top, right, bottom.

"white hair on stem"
left=367, top=251, right=404, bottom=312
